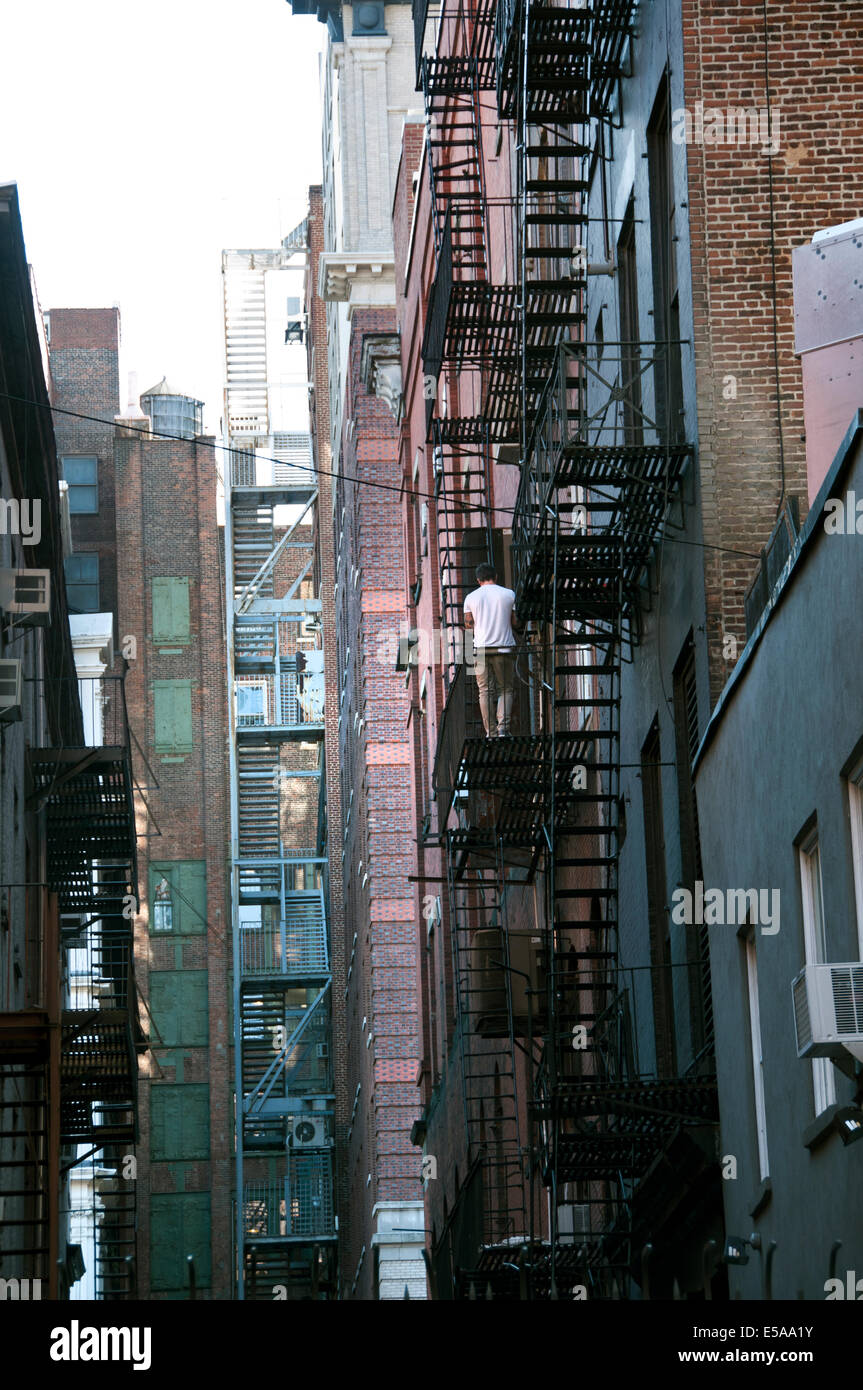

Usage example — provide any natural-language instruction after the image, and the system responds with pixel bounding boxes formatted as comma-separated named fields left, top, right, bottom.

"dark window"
left=617, top=195, right=642, bottom=445
left=673, top=636, right=713, bottom=1058
left=647, top=77, right=685, bottom=444
left=64, top=553, right=99, bottom=612
left=641, top=718, right=676, bottom=1076
left=63, top=456, right=99, bottom=513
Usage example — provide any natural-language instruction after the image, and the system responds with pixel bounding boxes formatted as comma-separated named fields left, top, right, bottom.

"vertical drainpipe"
left=224, top=464, right=244, bottom=1300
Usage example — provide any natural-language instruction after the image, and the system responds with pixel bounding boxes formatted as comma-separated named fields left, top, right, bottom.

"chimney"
left=793, top=218, right=863, bottom=503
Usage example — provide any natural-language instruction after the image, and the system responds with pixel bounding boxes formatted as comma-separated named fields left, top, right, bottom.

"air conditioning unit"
left=0, top=569, right=50, bottom=625
left=316, top=1041, right=329, bottom=1060
left=290, top=1116, right=327, bottom=1149
left=0, top=660, right=23, bottom=722
left=792, top=963, right=863, bottom=1062
left=558, top=1203, right=591, bottom=1245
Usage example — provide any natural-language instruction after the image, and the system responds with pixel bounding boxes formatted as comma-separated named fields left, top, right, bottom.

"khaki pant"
left=474, top=648, right=515, bottom=736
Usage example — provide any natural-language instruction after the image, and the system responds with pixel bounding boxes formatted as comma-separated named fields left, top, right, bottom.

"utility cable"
left=0, top=390, right=765, bottom=563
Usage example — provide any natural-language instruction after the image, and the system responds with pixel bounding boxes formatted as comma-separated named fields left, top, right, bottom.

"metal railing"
left=239, top=900, right=328, bottom=977
left=511, top=340, right=692, bottom=609
left=235, top=671, right=324, bottom=728
left=242, top=1154, right=334, bottom=1239
left=66, top=927, right=135, bottom=1013
left=414, top=0, right=435, bottom=84
left=433, top=660, right=532, bottom=826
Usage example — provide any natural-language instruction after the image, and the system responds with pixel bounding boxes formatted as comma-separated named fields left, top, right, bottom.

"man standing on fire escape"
left=464, top=562, right=520, bottom=738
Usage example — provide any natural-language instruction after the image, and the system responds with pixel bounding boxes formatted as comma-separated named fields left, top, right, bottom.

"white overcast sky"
left=1, top=0, right=324, bottom=434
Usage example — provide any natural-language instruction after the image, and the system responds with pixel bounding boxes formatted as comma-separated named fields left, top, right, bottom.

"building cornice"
left=360, top=332, right=402, bottom=418
left=318, top=251, right=396, bottom=311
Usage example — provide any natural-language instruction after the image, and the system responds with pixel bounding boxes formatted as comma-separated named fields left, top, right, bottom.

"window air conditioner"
left=0, top=660, right=23, bottom=721
left=290, top=1116, right=327, bottom=1149
left=558, top=1203, right=591, bottom=1244
left=792, top=962, right=863, bottom=1062
left=0, top=569, right=50, bottom=625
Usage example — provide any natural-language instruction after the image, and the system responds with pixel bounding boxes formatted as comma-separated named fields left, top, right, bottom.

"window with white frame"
left=237, top=680, right=267, bottom=726
left=153, top=877, right=174, bottom=933
left=745, top=929, right=769, bottom=1180
left=799, top=827, right=836, bottom=1114
left=847, top=757, right=863, bottom=959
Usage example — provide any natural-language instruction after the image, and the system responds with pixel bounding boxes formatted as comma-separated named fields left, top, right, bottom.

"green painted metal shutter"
left=153, top=680, right=194, bottom=752
left=151, top=577, right=191, bottom=644
left=177, top=860, right=206, bottom=933
left=150, top=1193, right=212, bottom=1293
left=148, top=860, right=206, bottom=935
left=149, top=971, right=209, bottom=1046
left=151, top=1083, right=210, bottom=1160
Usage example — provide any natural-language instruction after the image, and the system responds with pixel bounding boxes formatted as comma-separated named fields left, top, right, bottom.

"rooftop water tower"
left=140, top=377, right=204, bottom=440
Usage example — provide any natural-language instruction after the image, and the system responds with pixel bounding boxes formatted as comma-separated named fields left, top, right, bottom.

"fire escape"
left=422, top=0, right=718, bottom=1298
left=1, top=675, right=140, bottom=1298
left=226, top=432, right=336, bottom=1299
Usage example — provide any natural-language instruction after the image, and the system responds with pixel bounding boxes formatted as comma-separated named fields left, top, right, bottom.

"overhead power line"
left=0, top=390, right=763, bottom=562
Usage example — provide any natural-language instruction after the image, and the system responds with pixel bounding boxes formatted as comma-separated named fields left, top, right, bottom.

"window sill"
left=803, top=1102, right=841, bottom=1151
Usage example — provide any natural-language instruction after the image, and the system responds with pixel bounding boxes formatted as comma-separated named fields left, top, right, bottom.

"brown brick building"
left=48, top=310, right=232, bottom=1298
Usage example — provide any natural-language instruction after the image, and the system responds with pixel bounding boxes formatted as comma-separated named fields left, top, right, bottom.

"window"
left=148, top=861, right=206, bottom=935
left=641, top=718, right=676, bottom=1076
left=64, top=553, right=99, bottom=613
left=153, top=876, right=174, bottom=933
left=847, top=758, right=863, bottom=958
left=617, top=195, right=643, bottom=446
left=673, top=635, right=712, bottom=1056
left=62, top=456, right=98, bottom=513
left=744, top=930, right=770, bottom=1180
left=647, top=77, right=685, bottom=444
left=799, top=828, right=836, bottom=1114
left=236, top=681, right=267, bottom=726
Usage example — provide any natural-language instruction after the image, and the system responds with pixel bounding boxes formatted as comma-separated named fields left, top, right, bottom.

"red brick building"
left=393, top=0, right=863, bottom=1299
left=306, top=173, right=425, bottom=1297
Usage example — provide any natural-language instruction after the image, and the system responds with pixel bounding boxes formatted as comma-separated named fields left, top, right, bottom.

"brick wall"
left=113, top=425, right=231, bottom=1299
left=330, top=302, right=419, bottom=1299
left=306, top=185, right=350, bottom=1286
left=682, top=0, right=863, bottom=702
left=48, top=308, right=121, bottom=638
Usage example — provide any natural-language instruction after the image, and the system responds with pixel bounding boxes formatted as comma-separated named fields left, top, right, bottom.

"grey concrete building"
left=694, top=412, right=863, bottom=1300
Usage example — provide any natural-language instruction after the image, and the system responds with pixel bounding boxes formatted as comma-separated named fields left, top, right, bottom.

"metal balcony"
left=512, top=341, right=693, bottom=620
left=239, top=899, right=328, bottom=979
left=242, top=1153, right=335, bottom=1241
left=235, top=667, right=324, bottom=736
left=27, top=676, right=137, bottom=919
left=61, top=927, right=138, bottom=1145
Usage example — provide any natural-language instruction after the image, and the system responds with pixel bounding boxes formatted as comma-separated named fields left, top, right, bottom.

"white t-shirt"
left=464, top=583, right=516, bottom=650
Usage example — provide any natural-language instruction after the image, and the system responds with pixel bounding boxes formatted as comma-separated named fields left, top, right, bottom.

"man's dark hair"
left=476, top=562, right=497, bottom=583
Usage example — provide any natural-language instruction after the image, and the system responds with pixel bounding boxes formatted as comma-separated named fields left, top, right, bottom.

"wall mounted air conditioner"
left=316, top=1041, right=329, bottom=1060
left=0, top=660, right=23, bottom=721
left=0, top=569, right=50, bottom=625
left=793, top=962, right=863, bottom=1062
left=290, top=1116, right=327, bottom=1149
left=558, top=1204, right=591, bottom=1245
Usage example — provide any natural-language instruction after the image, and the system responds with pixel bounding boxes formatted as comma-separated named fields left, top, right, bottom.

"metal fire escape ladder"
left=447, top=839, right=526, bottom=1253
left=226, top=429, right=336, bottom=1300
left=433, top=418, right=494, bottom=692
